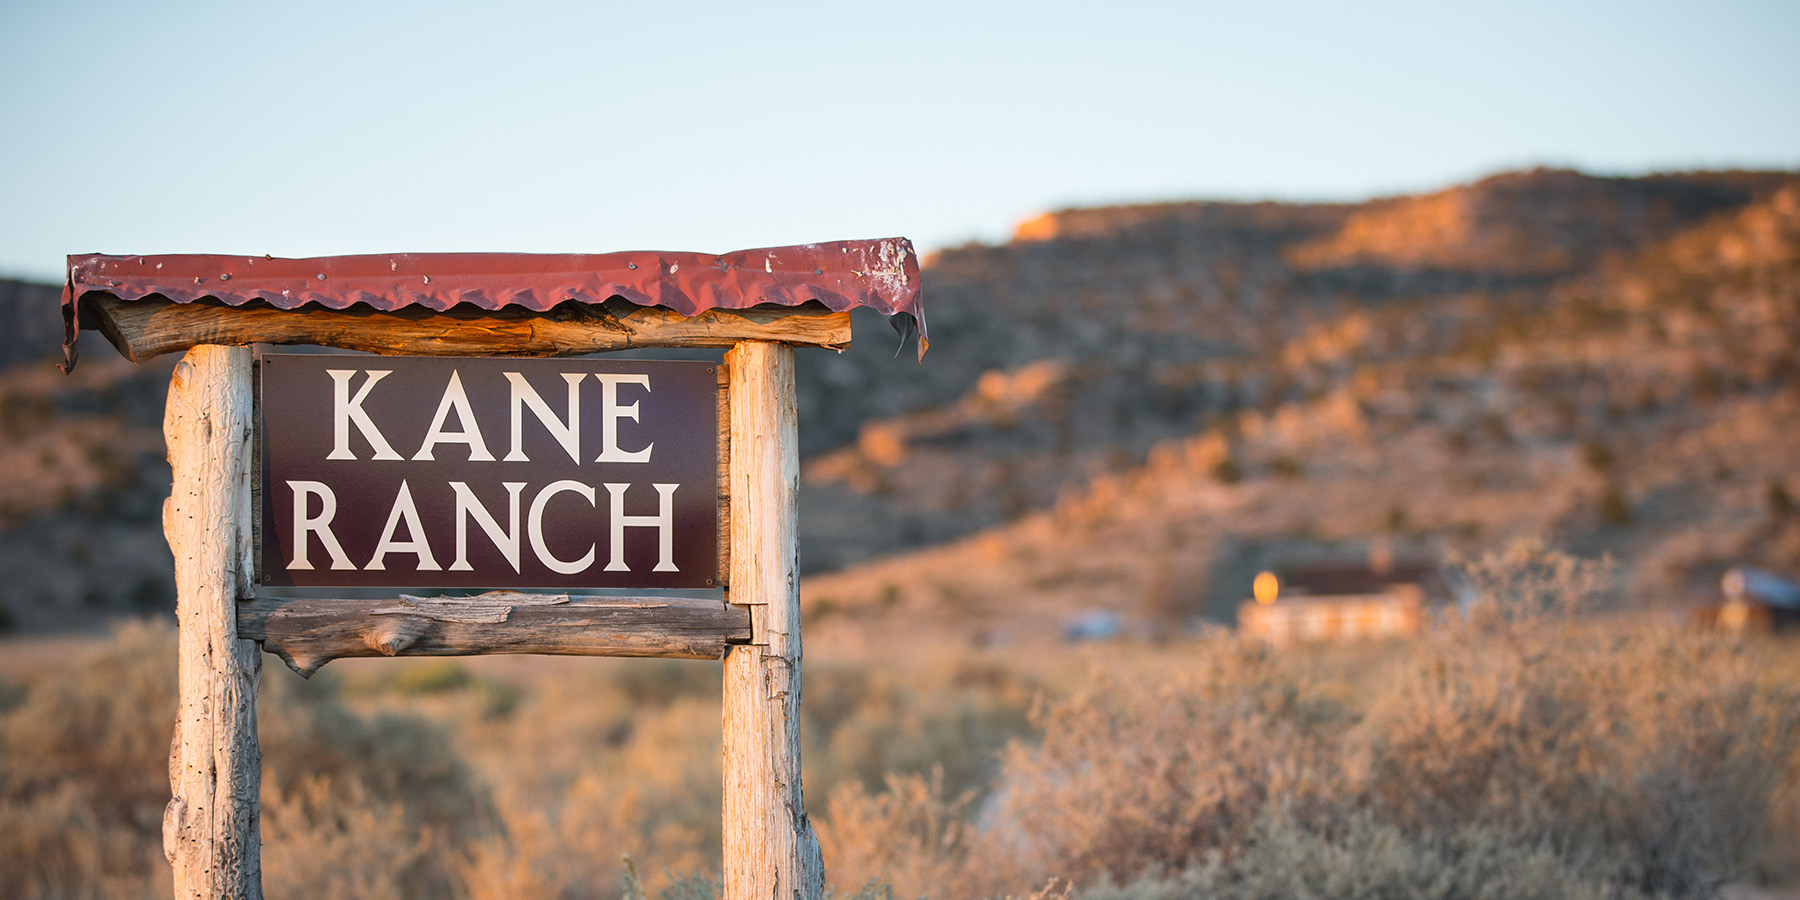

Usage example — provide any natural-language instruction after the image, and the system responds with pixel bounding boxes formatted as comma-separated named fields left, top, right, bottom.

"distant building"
left=1698, top=566, right=1800, bottom=633
left=1237, top=553, right=1441, bottom=646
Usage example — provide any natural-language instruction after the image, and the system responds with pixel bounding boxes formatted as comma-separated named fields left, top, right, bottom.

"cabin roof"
left=61, top=238, right=924, bottom=371
left=1282, top=561, right=1438, bottom=597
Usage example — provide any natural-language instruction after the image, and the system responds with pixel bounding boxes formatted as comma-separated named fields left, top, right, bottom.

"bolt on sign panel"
left=258, top=354, right=718, bottom=590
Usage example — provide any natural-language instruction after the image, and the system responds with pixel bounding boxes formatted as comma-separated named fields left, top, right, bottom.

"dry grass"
left=1078, top=815, right=1657, bottom=900
left=2, top=548, right=1798, bottom=899
left=0, top=621, right=176, bottom=900
left=815, top=547, right=1800, bottom=899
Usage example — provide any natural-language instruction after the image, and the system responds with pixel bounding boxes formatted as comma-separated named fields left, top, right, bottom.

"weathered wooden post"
left=59, top=242, right=924, bottom=900
left=162, top=345, right=263, bottom=900
left=723, top=340, right=823, bottom=899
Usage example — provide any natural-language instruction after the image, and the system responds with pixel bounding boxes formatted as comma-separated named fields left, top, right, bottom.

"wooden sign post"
left=723, top=341, right=822, bottom=896
left=163, top=344, right=262, bottom=898
left=60, top=243, right=924, bottom=900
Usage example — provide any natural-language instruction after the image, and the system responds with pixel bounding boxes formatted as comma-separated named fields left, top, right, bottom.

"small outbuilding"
left=1237, top=552, right=1444, bottom=646
left=1698, top=566, right=1800, bottom=633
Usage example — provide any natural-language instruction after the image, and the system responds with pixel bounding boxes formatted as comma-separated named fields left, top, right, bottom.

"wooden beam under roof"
left=85, top=293, right=853, bottom=362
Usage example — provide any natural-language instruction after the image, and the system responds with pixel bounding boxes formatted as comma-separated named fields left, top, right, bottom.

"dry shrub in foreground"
left=806, top=654, right=1038, bottom=803
left=260, top=773, right=431, bottom=900
left=980, top=642, right=1359, bottom=889
left=820, top=768, right=977, bottom=900
left=0, top=620, right=478, bottom=900
left=6, top=546, right=1798, bottom=899
left=817, top=546, right=1800, bottom=899
left=1080, top=814, right=1658, bottom=900
left=453, top=680, right=724, bottom=900
left=1363, top=547, right=1800, bottom=895
left=0, top=621, right=176, bottom=900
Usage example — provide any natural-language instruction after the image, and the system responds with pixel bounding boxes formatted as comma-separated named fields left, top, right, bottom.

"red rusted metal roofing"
left=62, top=238, right=924, bottom=371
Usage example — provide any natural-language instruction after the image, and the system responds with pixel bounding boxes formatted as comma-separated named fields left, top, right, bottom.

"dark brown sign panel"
left=258, top=354, right=717, bottom=590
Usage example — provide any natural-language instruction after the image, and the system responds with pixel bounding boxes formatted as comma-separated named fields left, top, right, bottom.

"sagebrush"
left=2, top=548, right=1797, bottom=899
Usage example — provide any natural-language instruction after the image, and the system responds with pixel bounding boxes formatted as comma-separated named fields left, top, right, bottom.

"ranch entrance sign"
left=260, top=355, right=719, bottom=589
left=59, top=242, right=925, bottom=900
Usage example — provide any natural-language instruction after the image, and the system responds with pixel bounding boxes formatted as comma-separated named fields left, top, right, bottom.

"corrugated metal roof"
left=62, top=238, right=924, bottom=371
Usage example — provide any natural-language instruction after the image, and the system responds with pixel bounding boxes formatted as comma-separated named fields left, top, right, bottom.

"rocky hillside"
left=795, top=168, right=1795, bottom=569
left=0, top=279, right=63, bottom=371
left=0, top=345, right=176, bottom=632
left=803, top=172, right=1800, bottom=651
left=2, top=167, right=1796, bottom=635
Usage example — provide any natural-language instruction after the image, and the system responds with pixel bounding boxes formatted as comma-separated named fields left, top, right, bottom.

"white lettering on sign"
left=605, top=482, right=679, bottom=572
left=594, top=374, right=654, bottom=463
left=450, top=481, right=525, bottom=573
left=265, top=357, right=712, bottom=587
left=326, top=370, right=401, bottom=460
left=326, top=368, right=655, bottom=465
left=286, top=480, right=355, bottom=570
left=528, top=480, right=597, bottom=575
left=414, top=371, right=496, bottom=462
left=504, top=372, right=584, bottom=464
left=285, top=478, right=688, bottom=576
left=367, top=480, right=443, bottom=571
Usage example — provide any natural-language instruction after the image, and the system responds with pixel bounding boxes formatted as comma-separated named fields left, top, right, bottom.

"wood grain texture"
left=722, top=341, right=824, bottom=900
left=87, top=294, right=852, bottom=361
left=717, top=362, right=732, bottom=588
left=162, top=345, right=263, bottom=900
left=240, top=593, right=750, bottom=676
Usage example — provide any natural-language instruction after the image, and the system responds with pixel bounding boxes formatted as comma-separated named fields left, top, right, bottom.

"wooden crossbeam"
left=86, top=293, right=852, bottom=363
left=240, top=593, right=751, bottom=677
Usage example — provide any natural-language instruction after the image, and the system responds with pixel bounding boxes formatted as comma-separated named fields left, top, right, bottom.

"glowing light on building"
left=1254, top=571, right=1279, bottom=605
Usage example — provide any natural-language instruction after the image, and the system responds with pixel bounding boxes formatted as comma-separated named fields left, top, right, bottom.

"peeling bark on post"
left=162, top=345, right=263, bottom=900
left=239, top=593, right=751, bottom=676
left=723, top=341, right=824, bottom=900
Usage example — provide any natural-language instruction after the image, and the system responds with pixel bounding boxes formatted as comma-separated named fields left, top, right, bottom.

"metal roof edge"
left=62, top=239, right=924, bottom=371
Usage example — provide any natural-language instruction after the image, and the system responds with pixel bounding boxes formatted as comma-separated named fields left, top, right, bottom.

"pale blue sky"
left=2, top=0, right=1795, bottom=283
